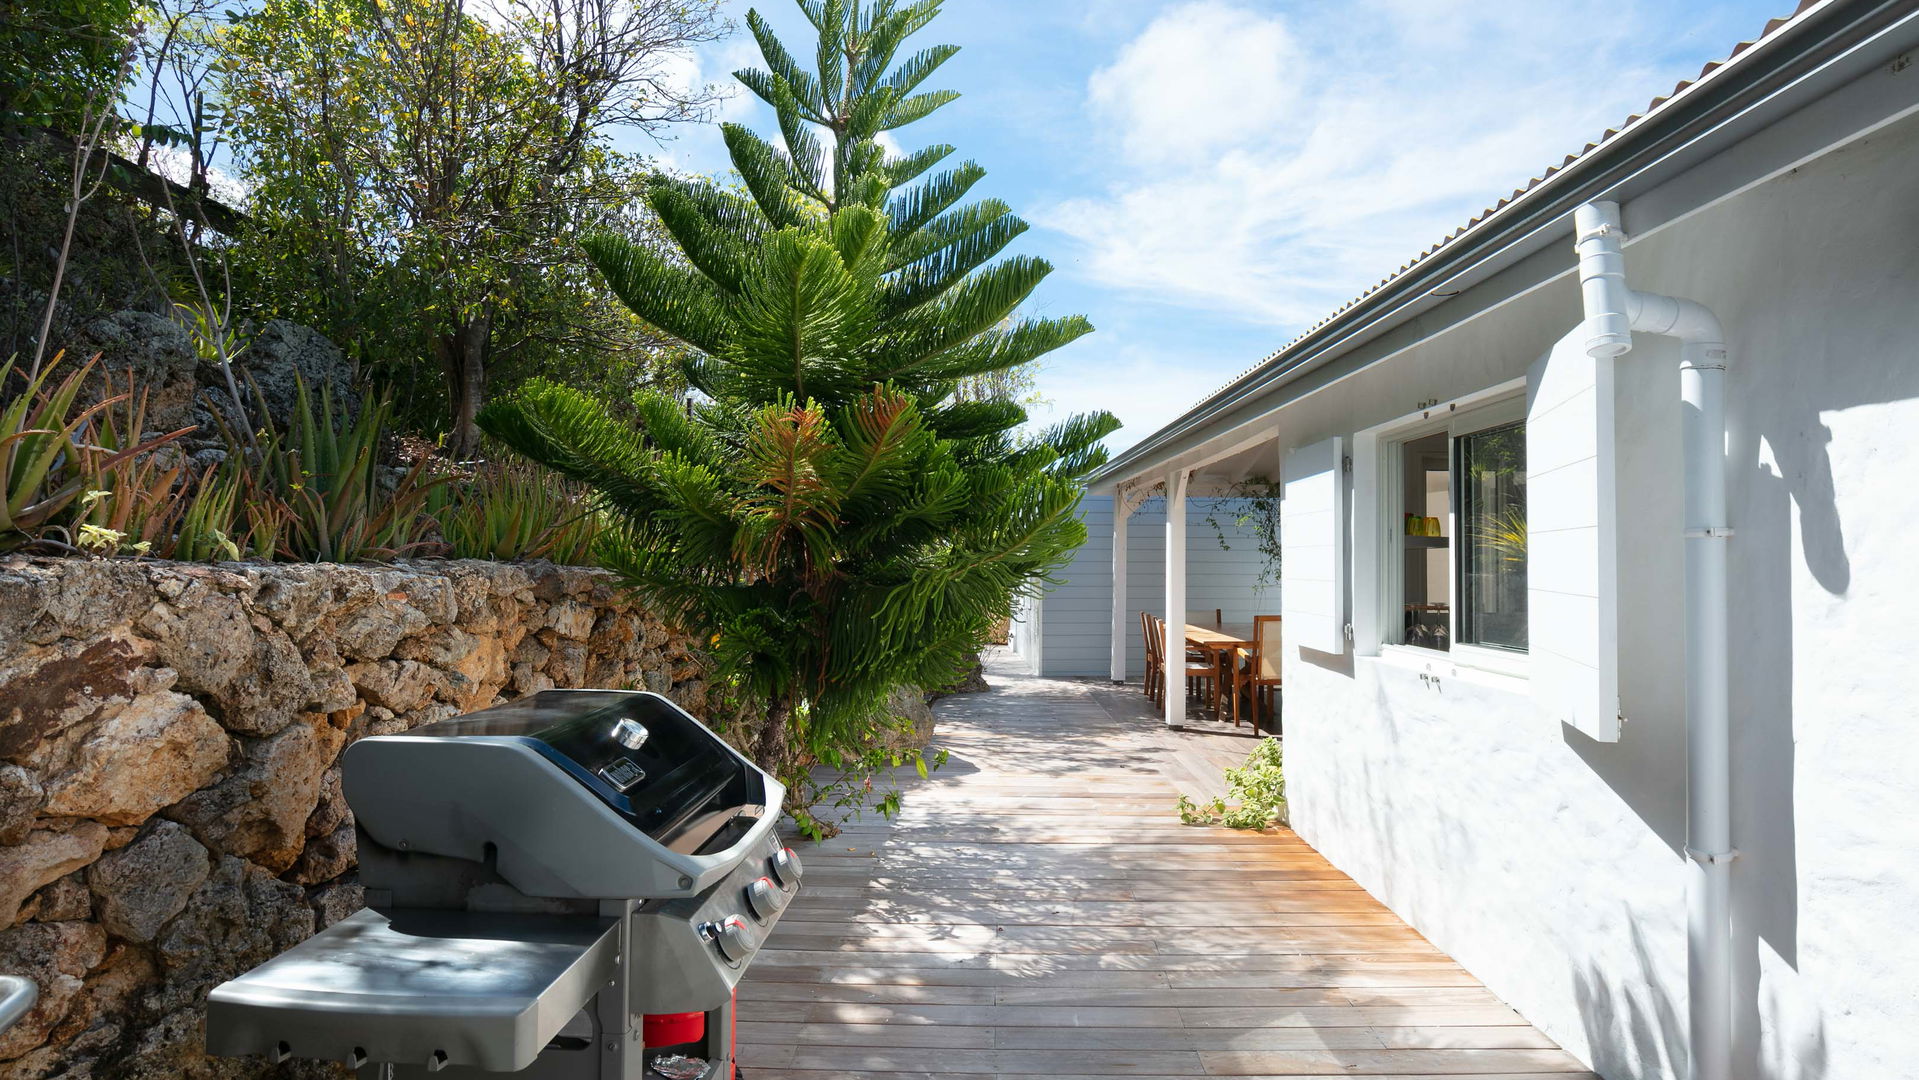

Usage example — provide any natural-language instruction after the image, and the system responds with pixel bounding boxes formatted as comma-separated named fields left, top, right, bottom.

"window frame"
left=1360, top=385, right=1529, bottom=681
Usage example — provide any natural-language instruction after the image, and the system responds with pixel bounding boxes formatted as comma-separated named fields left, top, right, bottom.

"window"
left=1381, top=400, right=1528, bottom=661
left=1455, top=422, right=1527, bottom=651
left=1399, top=433, right=1451, bottom=649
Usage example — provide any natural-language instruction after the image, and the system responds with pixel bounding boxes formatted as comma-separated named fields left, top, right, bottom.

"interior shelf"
left=1404, top=535, right=1449, bottom=548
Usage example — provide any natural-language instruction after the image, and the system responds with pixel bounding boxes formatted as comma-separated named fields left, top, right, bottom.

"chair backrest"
left=1214, top=608, right=1223, bottom=627
left=1254, top=615, right=1283, bottom=680
left=1140, top=611, right=1160, bottom=663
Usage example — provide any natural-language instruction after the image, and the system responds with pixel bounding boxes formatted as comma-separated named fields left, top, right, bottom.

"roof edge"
left=1091, top=0, right=1897, bottom=488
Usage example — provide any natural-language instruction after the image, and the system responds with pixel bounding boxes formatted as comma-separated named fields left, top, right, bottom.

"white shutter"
left=1527, top=327, right=1620, bottom=741
left=1281, top=436, right=1345, bottom=654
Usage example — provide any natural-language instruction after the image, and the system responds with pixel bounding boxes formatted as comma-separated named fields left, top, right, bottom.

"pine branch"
left=882, top=211, right=1027, bottom=315
left=744, top=9, right=827, bottom=121
left=581, top=233, right=732, bottom=355
left=888, top=162, right=986, bottom=235
left=721, top=123, right=809, bottom=228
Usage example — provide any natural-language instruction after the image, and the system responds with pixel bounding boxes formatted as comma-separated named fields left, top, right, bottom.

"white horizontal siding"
left=1035, top=495, right=1275, bottom=678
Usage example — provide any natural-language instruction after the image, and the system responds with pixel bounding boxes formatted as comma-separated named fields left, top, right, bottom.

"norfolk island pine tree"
left=478, top=0, right=1120, bottom=827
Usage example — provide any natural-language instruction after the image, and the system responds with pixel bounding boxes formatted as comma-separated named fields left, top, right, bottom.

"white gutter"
left=1575, top=200, right=1735, bottom=1080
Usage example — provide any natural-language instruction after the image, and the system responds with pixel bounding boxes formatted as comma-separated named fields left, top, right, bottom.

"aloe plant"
left=75, top=368, right=201, bottom=554
left=1, top=352, right=189, bottom=551
left=224, top=377, right=442, bottom=563
left=428, top=461, right=600, bottom=564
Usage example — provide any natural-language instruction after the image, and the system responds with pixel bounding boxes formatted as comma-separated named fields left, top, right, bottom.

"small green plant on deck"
left=1179, top=738, right=1286, bottom=829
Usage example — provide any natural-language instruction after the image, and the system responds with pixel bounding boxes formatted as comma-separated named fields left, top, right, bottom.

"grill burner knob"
left=768, top=847, right=803, bottom=889
left=706, top=915, right=752, bottom=964
left=745, top=877, right=786, bottom=922
left=610, top=717, right=650, bottom=750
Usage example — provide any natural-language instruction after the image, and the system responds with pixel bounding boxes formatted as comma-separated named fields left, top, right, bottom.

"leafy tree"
left=0, top=0, right=137, bottom=130
left=221, top=0, right=726, bottom=455
left=481, top=0, right=1117, bottom=785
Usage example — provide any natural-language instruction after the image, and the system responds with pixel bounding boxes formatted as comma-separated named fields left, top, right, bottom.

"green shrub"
left=1179, top=738, right=1287, bottom=829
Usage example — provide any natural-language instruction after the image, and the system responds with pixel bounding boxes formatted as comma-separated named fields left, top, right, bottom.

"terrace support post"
left=1110, top=494, right=1129, bottom=683
left=1164, top=468, right=1189, bottom=728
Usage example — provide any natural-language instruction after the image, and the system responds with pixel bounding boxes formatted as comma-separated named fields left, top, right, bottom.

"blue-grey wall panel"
left=1036, top=495, right=1275, bottom=678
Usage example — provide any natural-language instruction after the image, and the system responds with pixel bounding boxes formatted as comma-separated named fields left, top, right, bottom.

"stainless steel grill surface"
left=206, top=690, right=799, bottom=1079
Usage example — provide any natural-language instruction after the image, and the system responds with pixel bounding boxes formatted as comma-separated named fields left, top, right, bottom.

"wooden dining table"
left=1182, top=623, right=1255, bottom=717
left=1185, top=623, right=1255, bottom=652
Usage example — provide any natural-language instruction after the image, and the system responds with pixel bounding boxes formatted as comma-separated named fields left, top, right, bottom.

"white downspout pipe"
left=1576, top=200, right=1735, bottom=1080
left=1111, top=496, right=1130, bottom=683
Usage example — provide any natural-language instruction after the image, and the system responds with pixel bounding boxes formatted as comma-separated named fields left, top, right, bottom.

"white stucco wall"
left=1276, top=113, right=1919, bottom=1080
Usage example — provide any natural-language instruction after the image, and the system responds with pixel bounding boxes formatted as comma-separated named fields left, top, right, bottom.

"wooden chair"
left=1140, top=610, right=1162, bottom=703
left=1163, top=618, right=1217, bottom=710
left=1230, top=615, right=1283, bottom=734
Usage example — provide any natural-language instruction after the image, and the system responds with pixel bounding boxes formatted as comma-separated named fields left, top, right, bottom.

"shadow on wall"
left=1562, top=124, right=1919, bottom=1078
left=1573, top=916, right=1687, bottom=1079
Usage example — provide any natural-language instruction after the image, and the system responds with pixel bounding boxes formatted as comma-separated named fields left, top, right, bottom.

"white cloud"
left=1028, top=342, right=1231, bottom=454
left=1039, top=0, right=1690, bottom=327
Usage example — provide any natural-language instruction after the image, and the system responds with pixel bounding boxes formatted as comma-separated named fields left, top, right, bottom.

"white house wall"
left=1274, top=114, right=1919, bottom=1080
left=1034, top=495, right=1272, bottom=679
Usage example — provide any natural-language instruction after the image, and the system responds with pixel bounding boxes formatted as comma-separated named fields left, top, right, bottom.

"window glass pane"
left=1457, top=421, right=1527, bottom=651
left=1399, top=432, right=1450, bottom=651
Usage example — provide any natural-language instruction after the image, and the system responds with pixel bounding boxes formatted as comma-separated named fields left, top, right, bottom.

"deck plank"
left=740, top=653, right=1592, bottom=1080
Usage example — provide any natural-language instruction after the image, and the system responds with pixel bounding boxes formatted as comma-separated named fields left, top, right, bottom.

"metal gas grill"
left=206, top=690, right=800, bottom=1079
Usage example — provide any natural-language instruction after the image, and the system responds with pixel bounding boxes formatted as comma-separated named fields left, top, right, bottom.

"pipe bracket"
left=1687, top=846, right=1741, bottom=866
left=1685, top=526, right=1735, bottom=539
left=1575, top=221, right=1626, bottom=244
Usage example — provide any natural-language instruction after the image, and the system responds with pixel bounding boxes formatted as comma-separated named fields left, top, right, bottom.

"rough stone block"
left=40, top=691, right=229, bottom=826
left=288, top=820, right=355, bottom=886
left=345, top=659, right=437, bottom=713
left=86, top=820, right=211, bottom=942
left=30, top=871, right=91, bottom=923
left=165, top=714, right=346, bottom=872
left=0, top=918, right=108, bottom=1059
left=0, top=822, right=110, bottom=927
left=0, top=764, right=45, bottom=845
left=0, top=635, right=157, bottom=768
left=545, top=601, right=595, bottom=641
left=310, top=880, right=365, bottom=929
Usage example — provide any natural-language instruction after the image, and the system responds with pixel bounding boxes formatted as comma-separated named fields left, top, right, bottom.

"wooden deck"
left=738, top=654, right=1594, bottom=1079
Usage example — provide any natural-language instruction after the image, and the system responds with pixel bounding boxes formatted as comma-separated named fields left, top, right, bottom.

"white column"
left=1109, top=495, right=1129, bottom=683
left=1163, top=468, right=1189, bottom=727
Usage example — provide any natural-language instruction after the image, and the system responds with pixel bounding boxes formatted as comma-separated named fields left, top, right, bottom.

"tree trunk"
left=755, top=692, right=794, bottom=774
left=436, top=314, right=491, bottom=459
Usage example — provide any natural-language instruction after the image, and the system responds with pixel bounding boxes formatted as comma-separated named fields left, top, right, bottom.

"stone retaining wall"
left=0, top=557, right=744, bottom=1079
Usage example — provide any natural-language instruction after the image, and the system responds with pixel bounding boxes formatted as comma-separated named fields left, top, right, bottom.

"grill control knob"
left=768, top=847, right=803, bottom=889
left=610, top=718, right=650, bottom=751
left=745, top=876, right=786, bottom=922
left=706, top=915, right=752, bottom=964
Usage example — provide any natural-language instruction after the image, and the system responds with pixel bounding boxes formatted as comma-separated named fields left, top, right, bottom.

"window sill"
left=1369, top=644, right=1530, bottom=695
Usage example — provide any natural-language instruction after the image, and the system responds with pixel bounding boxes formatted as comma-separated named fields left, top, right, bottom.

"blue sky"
left=656, top=0, right=1790, bottom=452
